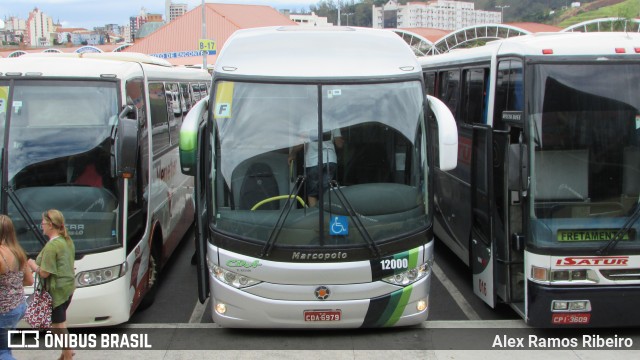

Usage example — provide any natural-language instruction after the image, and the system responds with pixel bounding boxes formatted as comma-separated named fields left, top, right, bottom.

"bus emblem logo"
left=315, top=286, right=331, bottom=300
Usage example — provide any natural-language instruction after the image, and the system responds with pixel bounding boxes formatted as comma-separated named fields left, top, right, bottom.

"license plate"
left=552, top=313, right=591, bottom=325
left=304, top=310, right=341, bottom=322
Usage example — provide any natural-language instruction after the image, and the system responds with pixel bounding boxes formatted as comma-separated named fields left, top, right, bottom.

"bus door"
left=470, top=125, right=496, bottom=307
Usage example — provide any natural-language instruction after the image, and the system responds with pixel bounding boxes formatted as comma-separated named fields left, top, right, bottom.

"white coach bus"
left=0, top=52, right=210, bottom=326
left=179, top=26, right=458, bottom=328
left=420, top=32, right=640, bottom=327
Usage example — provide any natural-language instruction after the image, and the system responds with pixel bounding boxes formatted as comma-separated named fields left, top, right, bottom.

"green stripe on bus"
left=393, top=247, right=420, bottom=275
left=383, top=285, right=413, bottom=327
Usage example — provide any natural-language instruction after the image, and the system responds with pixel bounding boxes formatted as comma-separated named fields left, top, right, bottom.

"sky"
left=0, top=0, right=319, bottom=29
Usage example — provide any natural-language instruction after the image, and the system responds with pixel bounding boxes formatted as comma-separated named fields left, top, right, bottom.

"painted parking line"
left=189, top=297, right=209, bottom=323
left=432, top=261, right=481, bottom=321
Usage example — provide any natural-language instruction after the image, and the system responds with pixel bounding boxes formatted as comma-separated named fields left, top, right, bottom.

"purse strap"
left=34, top=272, right=48, bottom=292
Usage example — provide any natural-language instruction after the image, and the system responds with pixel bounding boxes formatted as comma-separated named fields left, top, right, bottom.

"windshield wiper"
left=3, top=186, right=47, bottom=247
left=260, top=175, right=306, bottom=258
left=597, top=203, right=640, bottom=255
left=328, top=180, right=381, bottom=259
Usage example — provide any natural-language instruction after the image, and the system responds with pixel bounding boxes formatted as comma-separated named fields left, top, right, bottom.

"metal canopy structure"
left=561, top=17, right=640, bottom=33
left=391, top=29, right=434, bottom=57
left=396, top=18, right=640, bottom=57
left=429, top=24, right=530, bottom=55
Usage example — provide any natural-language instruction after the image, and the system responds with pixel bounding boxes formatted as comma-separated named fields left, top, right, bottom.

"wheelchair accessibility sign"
left=330, top=216, right=348, bottom=236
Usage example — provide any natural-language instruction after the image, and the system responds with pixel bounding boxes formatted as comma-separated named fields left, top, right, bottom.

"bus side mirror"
left=180, top=97, right=209, bottom=176
left=508, top=143, right=528, bottom=191
left=427, top=95, right=458, bottom=171
left=116, top=106, right=139, bottom=178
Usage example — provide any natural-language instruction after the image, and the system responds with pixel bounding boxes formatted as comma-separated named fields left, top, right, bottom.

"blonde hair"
left=42, top=209, right=72, bottom=243
left=0, top=214, right=28, bottom=268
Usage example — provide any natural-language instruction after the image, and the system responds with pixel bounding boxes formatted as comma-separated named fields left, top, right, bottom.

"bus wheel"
left=139, top=246, right=160, bottom=310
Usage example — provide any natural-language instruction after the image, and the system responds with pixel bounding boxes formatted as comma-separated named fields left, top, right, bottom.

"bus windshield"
left=211, top=80, right=427, bottom=249
left=529, top=63, right=640, bottom=250
left=4, top=80, right=119, bottom=254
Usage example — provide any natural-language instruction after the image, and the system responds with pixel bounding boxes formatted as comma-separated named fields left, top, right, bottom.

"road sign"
left=198, top=39, right=216, bottom=53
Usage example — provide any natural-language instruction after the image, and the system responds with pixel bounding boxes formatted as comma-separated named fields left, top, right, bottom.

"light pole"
left=344, top=13, right=353, bottom=26
left=495, top=5, right=510, bottom=23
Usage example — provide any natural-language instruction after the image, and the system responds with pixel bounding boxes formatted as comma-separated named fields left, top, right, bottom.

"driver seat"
left=238, top=162, right=279, bottom=210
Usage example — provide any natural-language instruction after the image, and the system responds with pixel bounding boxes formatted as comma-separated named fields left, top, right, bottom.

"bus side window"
left=190, top=83, right=201, bottom=102
left=149, top=82, right=170, bottom=154
left=180, top=83, right=192, bottom=112
left=166, top=82, right=182, bottom=146
left=424, top=72, right=436, bottom=96
left=494, top=59, right=523, bottom=130
left=461, top=68, right=487, bottom=124
left=438, top=70, right=460, bottom=119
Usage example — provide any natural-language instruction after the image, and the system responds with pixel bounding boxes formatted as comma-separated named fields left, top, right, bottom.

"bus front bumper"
left=527, top=281, right=640, bottom=328
left=209, top=275, right=431, bottom=328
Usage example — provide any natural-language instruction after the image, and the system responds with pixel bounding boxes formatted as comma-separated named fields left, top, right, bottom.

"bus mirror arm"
left=427, top=95, right=458, bottom=171
left=116, top=115, right=139, bottom=178
left=508, top=143, right=528, bottom=193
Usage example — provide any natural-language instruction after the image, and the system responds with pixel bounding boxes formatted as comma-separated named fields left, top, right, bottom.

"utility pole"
left=202, top=0, right=207, bottom=70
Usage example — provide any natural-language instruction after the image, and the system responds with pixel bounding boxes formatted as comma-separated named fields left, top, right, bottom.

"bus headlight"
left=76, top=263, right=126, bottom=287
left=207, top=258, right=261, bottom=289
left=530, top=266, right=598, bottom=284
left=382, top=263, right=430, bottom=286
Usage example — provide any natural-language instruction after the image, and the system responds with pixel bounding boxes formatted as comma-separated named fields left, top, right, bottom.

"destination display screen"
left=557, top=229, right=634, bottom=242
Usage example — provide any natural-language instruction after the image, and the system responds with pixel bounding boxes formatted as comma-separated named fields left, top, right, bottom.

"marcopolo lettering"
left=292, top=252, right=347, bottom=261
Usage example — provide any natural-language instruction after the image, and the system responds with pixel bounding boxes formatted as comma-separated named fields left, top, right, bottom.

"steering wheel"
left=251, top=195, right=307, bottom=211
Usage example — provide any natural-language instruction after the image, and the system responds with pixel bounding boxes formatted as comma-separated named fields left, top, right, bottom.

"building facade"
left=169, top=2, right=188, bottom=22
left=25, top=7, right=55, bottom=47
left=373, top=0, right=502, bottom=30
left=289, top=12, right=333, bottom=27
left=2, top=16, right=27, bottom=44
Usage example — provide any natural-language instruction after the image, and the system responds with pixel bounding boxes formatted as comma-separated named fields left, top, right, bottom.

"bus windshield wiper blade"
left=3, top=186, right=48, bottom=247
left=597, top=204, right=640, bottom=255
left=328, top=180, right=381, bottom=259
left=260, top=175, right=306, bottom=258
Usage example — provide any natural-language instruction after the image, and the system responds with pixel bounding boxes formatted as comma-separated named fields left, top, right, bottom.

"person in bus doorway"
left=288, top=115, right=344, bottom=207
left=27, top=210, right=75, bottom=360
left=0, top=215, right=34, bottom=360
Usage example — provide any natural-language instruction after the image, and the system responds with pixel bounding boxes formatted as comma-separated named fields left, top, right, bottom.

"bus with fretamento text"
left=419, top=31, right=640, bottom=327
left=0, top=52, right=210, bottom=327
left=179, top=26, right=458, bottom=328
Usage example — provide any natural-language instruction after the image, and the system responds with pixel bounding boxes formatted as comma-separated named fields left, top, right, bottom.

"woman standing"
left=0, top=215, right=34, bottom=360
left=27, top=210, right=75, bottom=360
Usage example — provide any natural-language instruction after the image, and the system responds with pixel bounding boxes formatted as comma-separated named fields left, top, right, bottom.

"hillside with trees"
left=306, top=0, right=637, bottom=28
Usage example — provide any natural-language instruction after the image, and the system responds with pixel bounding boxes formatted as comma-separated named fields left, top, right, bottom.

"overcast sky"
left=0, top=0, right=318, bottom=29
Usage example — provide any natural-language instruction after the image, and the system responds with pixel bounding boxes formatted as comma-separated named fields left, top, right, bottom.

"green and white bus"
left=180, top=26, right=458, bottom=328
